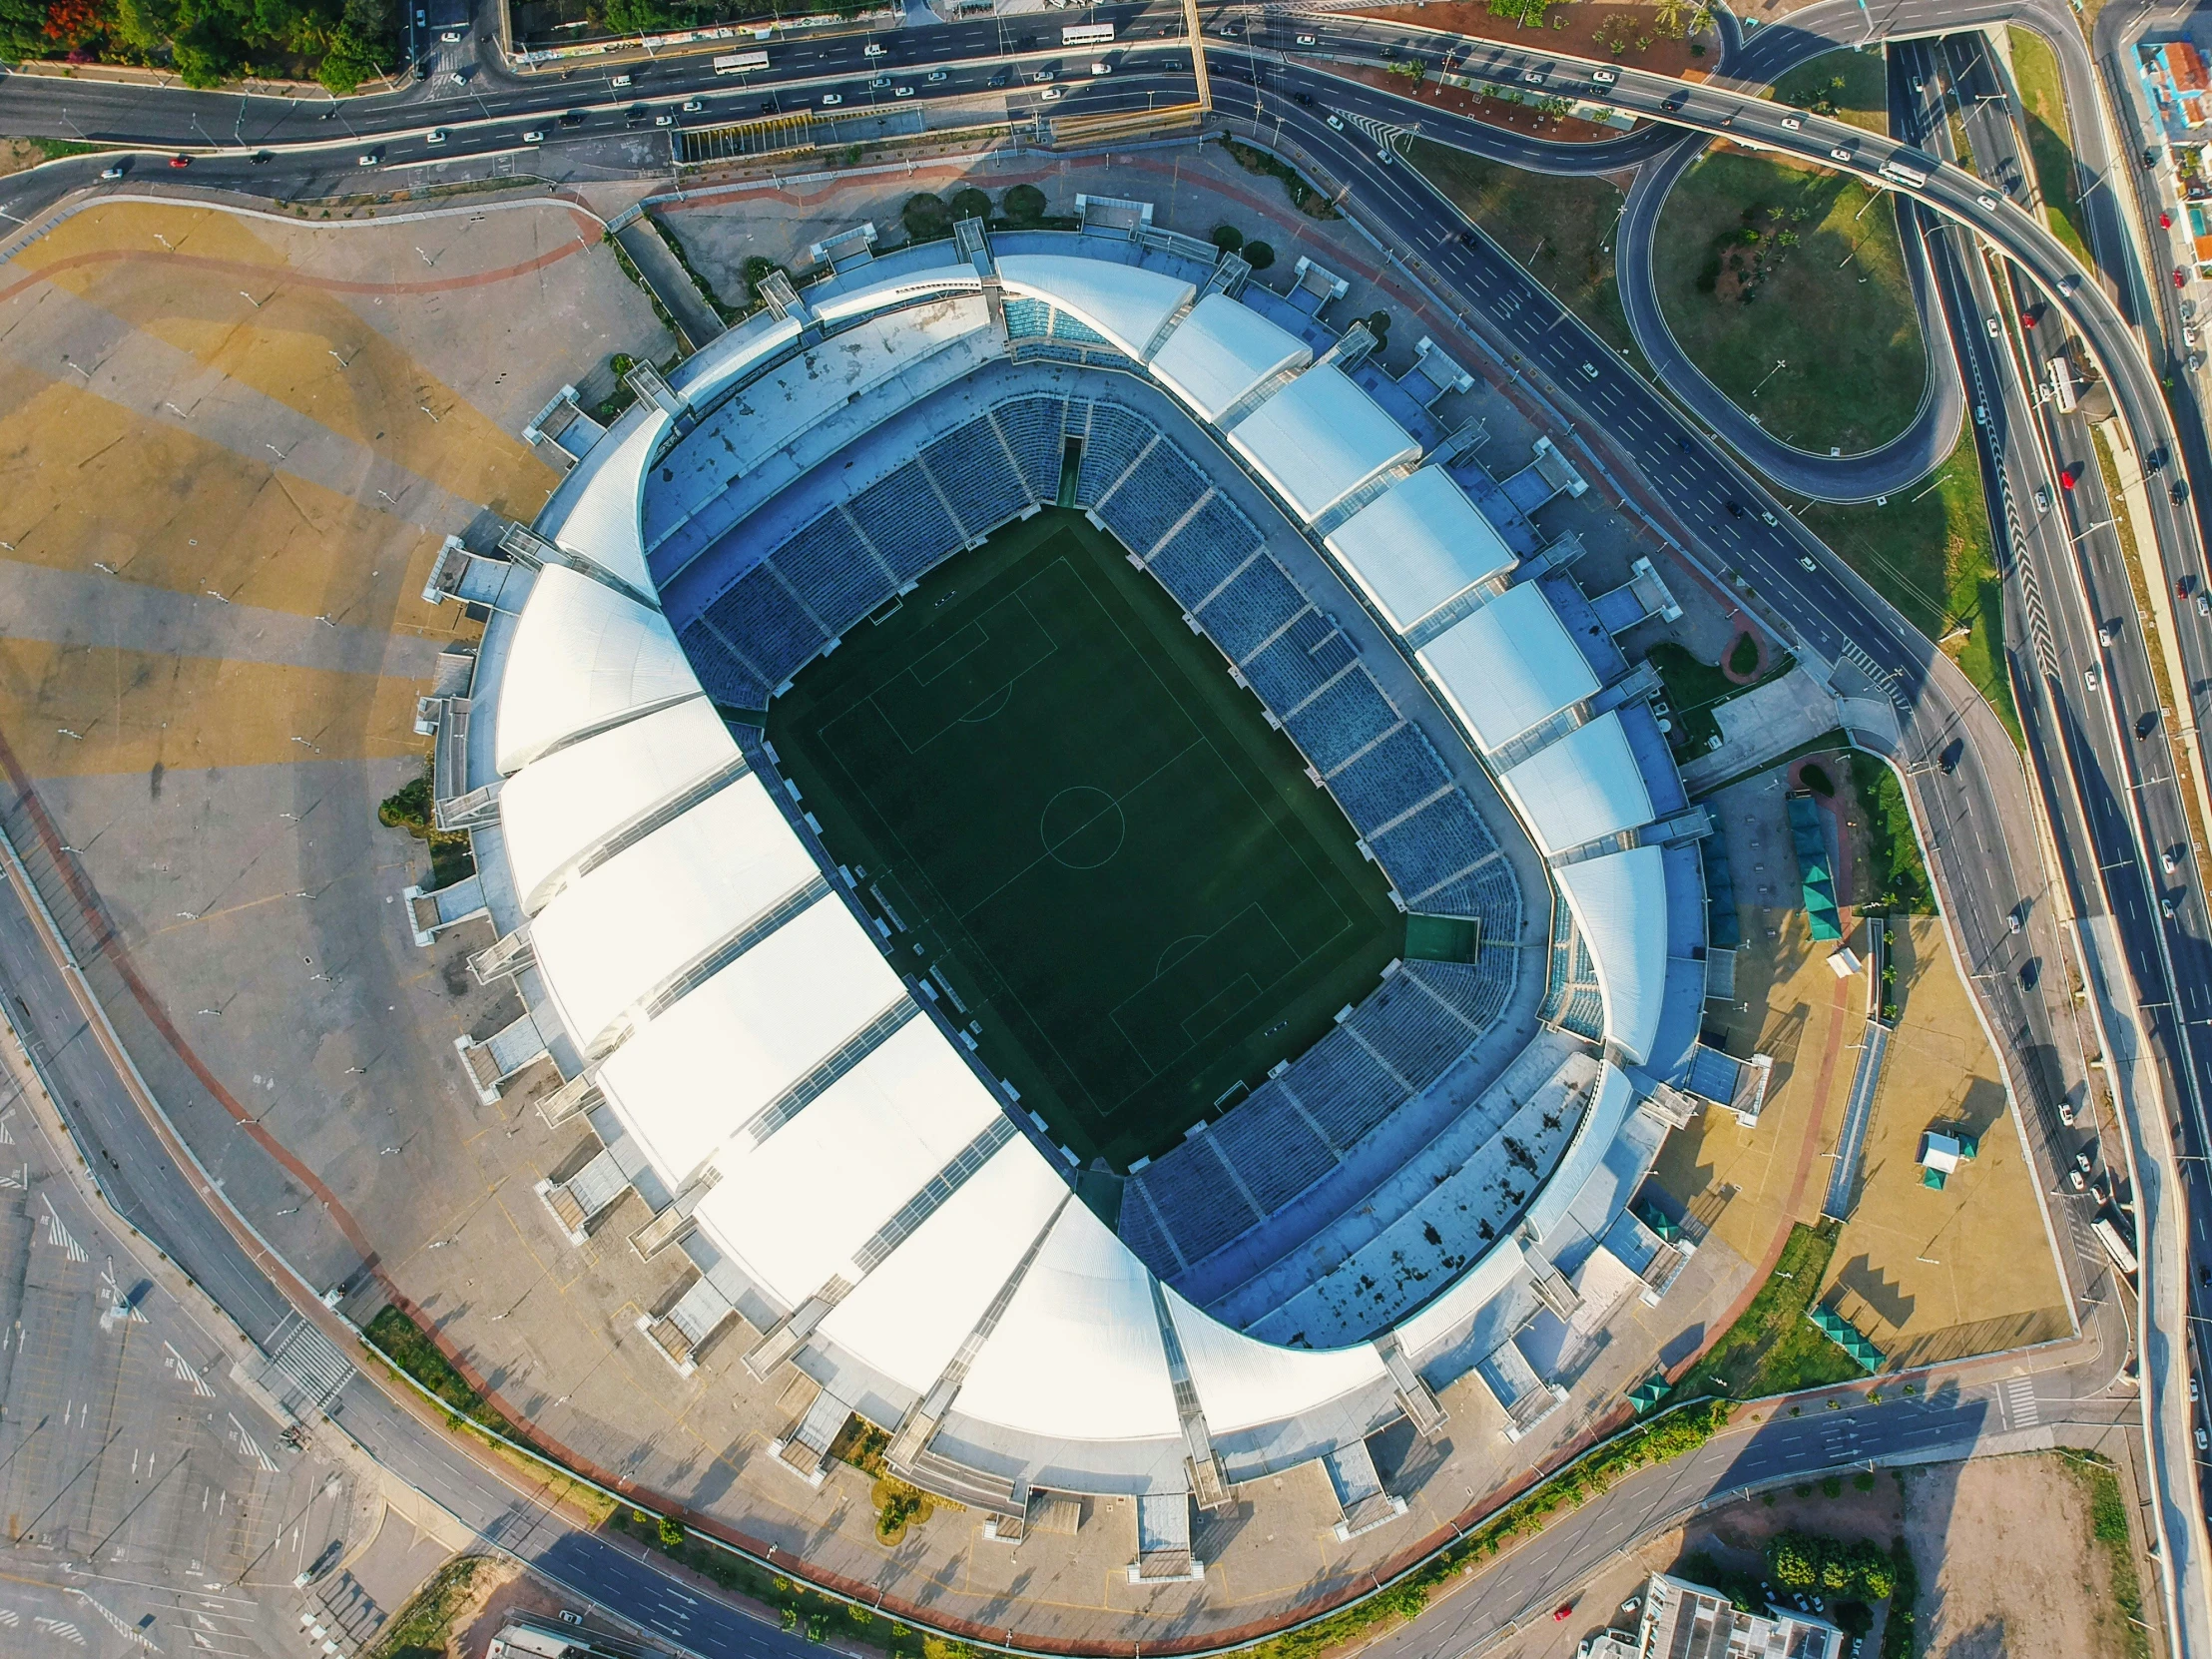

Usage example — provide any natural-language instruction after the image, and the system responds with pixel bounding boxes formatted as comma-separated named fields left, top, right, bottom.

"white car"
left=1033, top=69, right=1055, bottom=82
left=1799, top=556, right=1819, bottom=572
left=1520, top=70, right=1545, bottom=86
left=1985, top=315, right=2001, bottom=337
left=438, top=28, right=460, bottom=41
left=1041, top=87, right=1064, bottom=100
left=1326, top=114, right=1344, bottom=130
left=863, top=41, right=885, bottom=56
left=2165, top=850, right=2181, bottom=874
left=1781, top=115, right=1802, bottom=130
left=681, top=98, right=703, bottom=112
left=1977, top=193, right=1998, bottom=210
left=1377, top=147, right=1394, bottom=165
left=821, top=93, right=842, bottom=106
left=1580, top=361, right=1599, bottom=378
left=1296, top=33, right=1316, bottom=46
left=893, top=86, right=913, bottom=98
left=2034, top=487, right=2049, bottom=512
left=356, top=151, right=380, bottom=166
left=426, top=128, right=448, bottom=144
left=99, top=165, right=124, bottom=180
left=1592, top=67, right=1617, bottom=85
left=522, top=130, right=545, bottom=143
left=654, top=113, right=674, bottom=126
left=1830, top=147, right=1853, bottom=162
left=2084, top=666, right=2100, bottom=691
left=927, top=69, right=946, bottom=81
left=2098, top=624, right=2113, bottom=647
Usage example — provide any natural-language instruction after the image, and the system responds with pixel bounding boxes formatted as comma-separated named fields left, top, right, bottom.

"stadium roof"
left=997, top=255, right=1194, bottom=361
left=1227, top=364, right=1422, bottom=523
left=1497, top=713, right=1655, bottom=855
left=475, top=237, right=1696, bottom=1490
left=493, top=563, right=698, bottom=776
left=1415, top=581, right=1600, bottom=754
left=1323, top=466, right=1516, bottom=633
left=1553, top=846, right=1670, bottom=1065
left=1147, top=292, right=1312, bottom=423
left=497, top=696, right=742, bottom=917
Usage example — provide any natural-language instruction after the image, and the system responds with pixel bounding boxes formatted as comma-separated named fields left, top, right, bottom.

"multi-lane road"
left=2, top=1, right=2209, bottom=1654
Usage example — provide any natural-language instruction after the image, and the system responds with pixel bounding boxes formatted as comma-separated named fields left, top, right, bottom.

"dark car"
left=2174, top=479, right=2192, bottom=506
left=987, top=71, right=1009, bottom=87
left=560, top=109, right=586, bottom=126
left=1662, top=92, right=1687, bottom=112
left=1724, top=500, right=1745, bottom=518
left=250, top=150, right=274, bottom=165
left=1294, top=91, right=1314, bottom=106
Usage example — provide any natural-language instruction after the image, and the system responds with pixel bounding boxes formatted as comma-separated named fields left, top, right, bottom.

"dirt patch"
left=1907, top=1453, right=2143, bottom=1659
left=1356, top=3, right=1715, bottom=79
left=0, top=138, right=69, bottom=181
left=453, top=1562, right=585, bottom=1657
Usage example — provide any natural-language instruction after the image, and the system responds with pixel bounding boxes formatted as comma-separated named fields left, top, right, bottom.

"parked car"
left=169, top=154, right=192, bottom=168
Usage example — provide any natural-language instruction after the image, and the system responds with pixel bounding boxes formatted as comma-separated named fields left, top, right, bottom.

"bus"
left=714, top=49, right=770, bottom=74
left=1877, top=160, right=1929, bottom=189
left=2093, top=1216, right=2139, bottom=1278
left=1061, top=22, right=1114, bottom=46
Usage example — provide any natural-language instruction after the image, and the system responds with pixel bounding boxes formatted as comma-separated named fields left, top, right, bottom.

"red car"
left=2177, top=267, right=2190, bottom=289
left=168, top=154, right=191, bottom=169
left=2060, top=466, right=2078, bottom=490
left=1553, top=1602, right=1574, bottom=1622
left=2162, top=211, right=2175, bottom=229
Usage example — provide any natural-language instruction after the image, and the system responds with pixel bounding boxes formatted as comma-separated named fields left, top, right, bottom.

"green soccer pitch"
left=766, top=509, right=1402, bottom=1171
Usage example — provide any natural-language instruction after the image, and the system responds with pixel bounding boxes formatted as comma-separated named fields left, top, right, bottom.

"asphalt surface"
left=0, top=3, right=2203, bottom=1654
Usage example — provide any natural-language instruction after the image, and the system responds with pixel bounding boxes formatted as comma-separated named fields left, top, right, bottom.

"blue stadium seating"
left=1003, top=297, right=1052, bottom=339
left=1420, top=861, right=1523, bottom=942
left=1347, top=971, right=1479, bottom=1088
left=1204, top=1084, right=1339, bottom=1214
left=1147, top=495, right=1264, bottom=609
left=1307, top=629, right=1358, bottom=680
left=1051, top=310, right=1112, bottom=346
left=923, top=421, right=1029, bottom=539
left=1240, top=615, right=1336, bottom=714
left=1131, top=1135, right=1265, bottom=1265
left=1116, top=1181, right=1178, bottom=1271
left=993, top=397, right=1067, bottom=502
left=1097, top=442, right=1208, bottom=556
left=1332, top=725, right=1449, bottom=835
left=1074, top=404, right=1151, bottom=504
left=1372, top=794, right=1495, bottom=899
left=679, top=619, right=768, bottom=710
left=700, top=565, right=828, bottom=690
left=845, top=463, right=961, bottom=581
left=1284, top=671, right=1399, bottom=774
left=1279, top=1025, right=1404, bottom=1149
left=1196, top=557, right=1307, bottom=663
left=1560, top=987, right=1606, bottom=1039
left=769, top=512, right=891, bottom=637
left=1406, top=957, right=1513, bottom=1032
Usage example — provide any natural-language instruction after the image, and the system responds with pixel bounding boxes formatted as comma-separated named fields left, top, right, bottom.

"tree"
left=657, top=1516, right=686, bottom=1550
left=1210, top=223, right=1245, bottom=253
left=1003, top=183, right=1047, bottom=224
left=948, top=186, right=992, bottom=225
left=1366, top=307, right=1392, bottom=344
left=1244, top=241, right=1276, bottom=272
left=900, top=192, right=949, bottom=245
left=1820, top=1548, right=1856, bottom=1595
left=1765, top=1532, right=1820, bottom=1591
left=1652, top=0, right=1688, bottom=35
left=1848, top=1539, right=1895, bottom=1599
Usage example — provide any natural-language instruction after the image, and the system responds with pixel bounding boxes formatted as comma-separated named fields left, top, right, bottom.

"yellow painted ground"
left=17, top=204, right=557, bottom=520
left=0, top=373, right=447, bottom=631
left=0, top=638, right=425, bottom=777
left=1658, top=908, right=2067, bottom=1363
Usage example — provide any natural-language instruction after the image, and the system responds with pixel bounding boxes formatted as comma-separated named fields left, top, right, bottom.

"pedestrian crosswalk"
left=1999, top=1376, right=2041, bottom=1428
left=266, top=1314, right=354, bottom=1416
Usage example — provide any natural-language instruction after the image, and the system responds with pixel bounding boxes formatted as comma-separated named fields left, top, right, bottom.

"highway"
left=0, top=1, right=2205, bottom=1653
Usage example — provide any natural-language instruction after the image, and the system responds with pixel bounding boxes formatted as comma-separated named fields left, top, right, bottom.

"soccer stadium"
left=412, top=207, right=1749, bottom=1567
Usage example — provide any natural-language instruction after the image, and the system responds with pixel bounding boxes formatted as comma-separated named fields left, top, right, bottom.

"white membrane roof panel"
left=495, top=564, right=700, bottom=776
left=1165, top=1291, right=1386, bottom=1433
left=549, top=405, right=666, bottom=595
left=689, top=1019, right=1005, bottom=1307
left=597, top=895, right=908, bottom=1179
left=1147, top=292, right=1312, bottom=423
left=1554, top=847, right=1669, bottom=1065
left=956, top=1202, right=1181, bottom=1442
left=1522, top=1062, right=1636, bottom=1244
left=813, top=259, right=981, bottom=322
left=1416, top=581, right=1599, bottom=754
left=1323, top=466, right=1516, bottom=632
left=1497, top=712, right=1655, bottom=855
left=530, top=775, right=818, bottom=1052
left=1226, top=364, right=1420, bottom=523
left=815, top=1142, right=1074, bottom=1395
left=997, top=255, right=1195, bottom=360
left=500, top=697, right=743, bottom=916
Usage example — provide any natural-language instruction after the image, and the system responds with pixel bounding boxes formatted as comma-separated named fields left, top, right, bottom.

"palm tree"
left=1652, top=0, right=1690, bottom=37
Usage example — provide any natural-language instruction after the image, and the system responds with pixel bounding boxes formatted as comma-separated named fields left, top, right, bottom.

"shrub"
left=658, top=1516, right=686, bottom=1550
left=1834, top=1601, right=1874, bottom=1638
left=1367, top=308, right=1392, bottom=343
left=948, top=187, right=992, bottom=224
left=1766, top=1532, right=1820, bottom=1590
left=1003, top=184, right=1048, bottom=223
left=377, top=774, right=434, bottom=834
left=1211, top=223, right=1245, bottom=253
left=1244, top=241, right=1276, bottom=271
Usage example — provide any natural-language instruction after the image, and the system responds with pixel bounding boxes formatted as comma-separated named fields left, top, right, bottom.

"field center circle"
left=1039, top=786, right=1126, bottom=870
